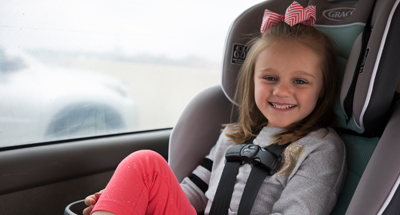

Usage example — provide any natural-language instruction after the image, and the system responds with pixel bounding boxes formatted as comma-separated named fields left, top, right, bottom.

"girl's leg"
left=92, top=150, right=196, bottom=215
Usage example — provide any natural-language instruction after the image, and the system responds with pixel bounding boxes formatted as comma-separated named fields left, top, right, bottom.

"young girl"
left=84, top=2, right=346, bottom=214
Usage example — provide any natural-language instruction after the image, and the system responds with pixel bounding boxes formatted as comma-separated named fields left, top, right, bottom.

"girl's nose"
left=272, top=82, right=292, bottom=97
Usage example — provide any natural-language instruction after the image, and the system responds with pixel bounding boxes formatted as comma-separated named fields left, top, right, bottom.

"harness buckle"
left=225, top=144, right=281, bottom=174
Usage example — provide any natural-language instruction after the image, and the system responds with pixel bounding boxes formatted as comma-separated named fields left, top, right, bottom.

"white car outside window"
left=0, top=0, right=265, bottom=147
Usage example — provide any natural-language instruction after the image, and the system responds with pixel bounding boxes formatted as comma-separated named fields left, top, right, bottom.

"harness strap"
left=237, top=142, right=290, bottom=215
left=237, top=165, right=269, bottom=214
left=208, top=161, right=241, bottom=215
left=209, top=135, right=289, bottom=215
left=209, top=136, right=257, bottom=215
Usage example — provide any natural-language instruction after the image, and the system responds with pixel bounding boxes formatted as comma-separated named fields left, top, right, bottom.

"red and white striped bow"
left=260, top=1, right=316, bottom=34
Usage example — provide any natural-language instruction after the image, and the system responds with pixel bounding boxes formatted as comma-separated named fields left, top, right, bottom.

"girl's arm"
left=179, top=131, right=226, bottom=212
left=180, top=147, right=216, bottom=212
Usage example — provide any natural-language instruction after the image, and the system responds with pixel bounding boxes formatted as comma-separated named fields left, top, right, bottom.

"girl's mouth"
left=270, top=102, right=296, bottom=109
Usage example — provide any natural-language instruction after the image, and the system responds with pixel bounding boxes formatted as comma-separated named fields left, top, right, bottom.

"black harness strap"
left=209, top=136, right=256, bottom=215
left=209, top=135, right=290, bottom=215
left=237, top=142, right=290, bottom=215
left=208, top=161, right=241, bottom=215
left=237, top=165, right=269, bottom=214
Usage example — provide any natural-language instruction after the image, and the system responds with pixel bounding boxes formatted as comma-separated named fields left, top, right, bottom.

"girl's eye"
left=294, top=79, right=307, bottom=84
left=265, top=76, right=277, bottom=81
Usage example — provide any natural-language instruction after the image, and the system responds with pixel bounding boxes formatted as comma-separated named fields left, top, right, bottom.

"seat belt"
left=209, top=136, right=290, bottom=215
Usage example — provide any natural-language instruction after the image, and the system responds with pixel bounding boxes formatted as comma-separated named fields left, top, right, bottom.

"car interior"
left=1, top=0, right=400, bottom=215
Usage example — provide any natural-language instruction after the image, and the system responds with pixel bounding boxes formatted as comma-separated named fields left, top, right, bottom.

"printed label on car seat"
left=323, top=7, right=355, bottom=21
left=231, top=44, right=248, bottom=64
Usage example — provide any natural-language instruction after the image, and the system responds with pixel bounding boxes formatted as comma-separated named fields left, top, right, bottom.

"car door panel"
left=0, top=129, right=170, bottom=215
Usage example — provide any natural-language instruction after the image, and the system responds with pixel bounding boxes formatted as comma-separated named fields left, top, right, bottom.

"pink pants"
left=92, top=150, right=197, bottom=215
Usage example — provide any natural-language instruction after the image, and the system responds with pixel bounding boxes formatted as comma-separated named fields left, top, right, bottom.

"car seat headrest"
left=221, top=0, right=399, bottom=134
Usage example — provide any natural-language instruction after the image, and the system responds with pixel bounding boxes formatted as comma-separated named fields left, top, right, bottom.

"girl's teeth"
left=271, top=103, right=295, bottom=109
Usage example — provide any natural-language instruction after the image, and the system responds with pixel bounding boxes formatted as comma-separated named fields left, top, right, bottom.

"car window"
left=0, top=0, right=265, bottom=147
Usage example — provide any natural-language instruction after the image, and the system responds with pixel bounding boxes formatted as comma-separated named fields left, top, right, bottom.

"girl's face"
left=253, top=42, right=323, bottom=128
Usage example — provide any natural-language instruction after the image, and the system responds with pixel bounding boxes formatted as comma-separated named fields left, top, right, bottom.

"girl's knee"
left=131, top=149, right=165, bottom=161
left=121, top=150, right=167, bottom=170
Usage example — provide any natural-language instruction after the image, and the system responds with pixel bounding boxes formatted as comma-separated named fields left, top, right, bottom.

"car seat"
left=169, top=0, right=400, bottom=214
left=65, top=0, right=400, bottom=214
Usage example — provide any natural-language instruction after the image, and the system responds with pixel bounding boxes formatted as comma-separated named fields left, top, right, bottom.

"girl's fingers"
left=82, top=205, right=94, bottom=215
left=84, top=189, right=104, bottom=213
left=94, top=192, right=102, bottom=199
left=84, top=195, right=96, bottom=206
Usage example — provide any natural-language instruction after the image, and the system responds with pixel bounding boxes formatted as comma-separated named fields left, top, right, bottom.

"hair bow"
left=260, top=1, right=316, bottom=34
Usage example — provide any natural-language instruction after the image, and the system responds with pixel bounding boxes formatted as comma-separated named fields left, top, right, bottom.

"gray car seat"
left=64, top=0, right=400, bottom=214
left=169, top=0, right=400, bottom=214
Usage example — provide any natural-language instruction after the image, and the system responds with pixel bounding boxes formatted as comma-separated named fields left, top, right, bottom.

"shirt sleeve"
left=270, top=132, right=347, bottom=215
left=180, top=134, right=221, bottom=212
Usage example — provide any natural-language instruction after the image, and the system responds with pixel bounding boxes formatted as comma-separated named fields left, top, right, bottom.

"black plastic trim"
left=0, top=129, right=171, bottom=195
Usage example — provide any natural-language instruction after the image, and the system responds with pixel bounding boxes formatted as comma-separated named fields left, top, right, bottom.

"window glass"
left=0, top=0, right=264, bottom=147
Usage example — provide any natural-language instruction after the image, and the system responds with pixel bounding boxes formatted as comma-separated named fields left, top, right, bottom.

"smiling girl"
left=85, top=2, right=346, bottom=214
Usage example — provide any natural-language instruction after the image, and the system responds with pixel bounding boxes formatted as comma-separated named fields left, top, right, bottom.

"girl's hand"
left=83, top=190, right=103, bottom=215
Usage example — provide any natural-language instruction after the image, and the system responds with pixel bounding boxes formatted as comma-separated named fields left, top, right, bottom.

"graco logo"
left=323, top=7, right=356, bottom=21
left=231, top=44, right=248, bottom=64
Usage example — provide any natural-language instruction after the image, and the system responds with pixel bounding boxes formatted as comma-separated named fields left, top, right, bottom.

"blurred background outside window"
left=0, top=0, right=264, bottom=147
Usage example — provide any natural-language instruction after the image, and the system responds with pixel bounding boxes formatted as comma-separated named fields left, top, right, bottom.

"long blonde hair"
left=225, top=22, right=338, bottom=145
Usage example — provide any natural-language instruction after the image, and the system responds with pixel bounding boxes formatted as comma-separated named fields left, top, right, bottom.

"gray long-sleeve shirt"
left=180, top=126, right=346, bottom=215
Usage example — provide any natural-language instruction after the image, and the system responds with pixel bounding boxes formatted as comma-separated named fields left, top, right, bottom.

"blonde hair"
left=225, top=22, right=338, bottom=145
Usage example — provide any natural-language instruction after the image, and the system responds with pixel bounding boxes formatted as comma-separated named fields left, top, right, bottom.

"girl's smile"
left=254, top=41, right=323, bottom=128
left=269, top=102, right=297, bottom=110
